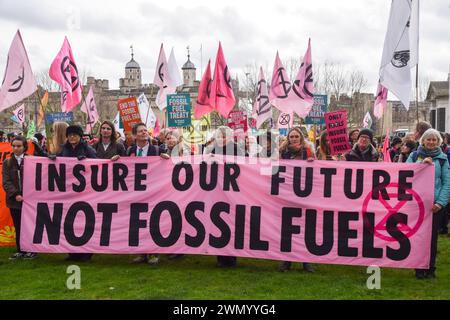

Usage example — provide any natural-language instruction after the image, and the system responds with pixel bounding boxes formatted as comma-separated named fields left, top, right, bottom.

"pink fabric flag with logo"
left=269, top=51, right=292, bottom=112
left=194, top=59, right=214, bottom=119
left=153, top=44, right=174, bottom=110
left=255, top=67, right=272, bottom=128
left=210, top=42, right=235, bottom=118
left=382, top=129, right=392, bottom=163
left=374, top=82, right=388, bottom=119
left=0, top=30, right=37, bottom=112
left=80, top=86, right=99, bottom=133
left=277, top=112, right=293, bottom=129
left=287, top=38, right=314, bottom=118
left=12, top=103, right=26, bottom=125
left=49, top=37, right=82, bottom=113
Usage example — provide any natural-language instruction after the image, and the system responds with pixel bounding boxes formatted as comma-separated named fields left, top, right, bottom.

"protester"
left=389, top=137, right=402, bottom=162
left=394, top=140, right=416, bottom=163
left=155, top=128, right=170, bottom=154
left=345, top=128, right=379, bottom=162
left=316, top=131, right=343, bottom=161
left=413, top=121, right=432, bottom=147
left=127, top=122, right=169, bottom=265
left=204, top=126, right=244, bottom=268
left=348, top=129, right=360, bottom=148
left=52, top=124, right=97, bottom=262
left=244, top=135, right=261, bottom=157
left=2, top=136, right=37, bottom=260
left=278, top=127, right=315, bottom=273
left=0, top=130, right=5, bottom=142
left=257, top=131, right=277, bottom=158
left=49, top=121, right=69, bottom=155
left=6, top=132, right=15, bottom=143
left=279, top=127, right=315, bottom=161
left=165, top=130, right=191, bottom=157
left=407, top=128, right=450, bottom=279
left=92, top=120, right=126, bottom=160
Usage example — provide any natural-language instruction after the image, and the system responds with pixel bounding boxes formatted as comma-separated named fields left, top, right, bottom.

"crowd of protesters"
left=1, top=119, right=450, bottom=280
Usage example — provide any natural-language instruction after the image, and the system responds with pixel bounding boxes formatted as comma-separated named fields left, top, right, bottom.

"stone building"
left=426, top=75, right=449, bottom=132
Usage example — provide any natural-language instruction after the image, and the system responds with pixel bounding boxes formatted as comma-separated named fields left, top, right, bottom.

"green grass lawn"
left=0, top=236, right=449, bottom=300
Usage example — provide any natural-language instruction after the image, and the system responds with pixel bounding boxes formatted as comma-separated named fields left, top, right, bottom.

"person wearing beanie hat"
left=345, top=128, right=379, bottom=162
left=65, top=124, right=84, bottom=138
left=52, top=124, right=97, bottom=262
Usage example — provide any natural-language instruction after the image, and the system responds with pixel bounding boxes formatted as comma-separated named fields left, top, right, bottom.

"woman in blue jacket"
left=407, top=128, right=450, bottom=279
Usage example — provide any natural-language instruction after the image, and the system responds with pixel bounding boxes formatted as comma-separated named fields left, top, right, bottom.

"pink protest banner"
left=325, top=110, right=351, bottom=155
left=21, top=156, right=434, bottom=269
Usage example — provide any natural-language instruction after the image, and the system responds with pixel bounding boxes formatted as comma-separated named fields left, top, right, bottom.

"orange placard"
left=117, top=97, right=142, bottom=134
left=0, top=141, right=35, bottom=246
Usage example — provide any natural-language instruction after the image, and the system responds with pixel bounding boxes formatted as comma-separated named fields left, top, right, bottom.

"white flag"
left=153, top=44, right=175, bottom=110
left=168, top=48, right=183, bottom=88
left=254, top=67, right=272, bottom=129
left=12, top=103, right=25, bottom=125
left=137, top=93, right=156, bottom=129
left=113, top=112, right=124, bottom=136
left=363, top=112, right=373, bottom=129
left=379, top=0, right=419, bottom=110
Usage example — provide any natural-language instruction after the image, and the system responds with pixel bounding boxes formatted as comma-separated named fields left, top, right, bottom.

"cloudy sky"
left=0, top=0, right=448, bottom=96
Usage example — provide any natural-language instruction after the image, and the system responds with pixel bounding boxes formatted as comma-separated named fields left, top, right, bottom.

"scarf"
left=417, top=146, right=442, bottom=159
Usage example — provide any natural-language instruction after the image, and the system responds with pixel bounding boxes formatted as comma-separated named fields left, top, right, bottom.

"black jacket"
left=92, top=141, right=126, bottom=159
left=345, top=143, right=379, bottom=162
left=2, top=155, right=26, bottom=209
left=58, top=141, right=97, bottom=159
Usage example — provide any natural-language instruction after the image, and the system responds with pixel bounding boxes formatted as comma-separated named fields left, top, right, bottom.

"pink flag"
left=277, top=112, right=293, bottom=129
left=255, top=67, right=272, bottom=128
left=210, top=42, right=235, bottom=118
left=288, top=38, right=314, bottom=118
left=153, top=44, right=174, bottom=110
left=194, top=59, right=214, bottom=119
left=382, top=129, right=392, bottom=163
left=374, top=82, right=388, bottom=119
left=0, top=30, right=37, bottom=112
left=49, top=37, right=82, bottom=113
left=269, top=51, right=291, bottom=111
left=80, top=86, right=99, bottom=133
left=12, top=103, right=26, bottom=125
left=153, top=117, right=161, bottom=137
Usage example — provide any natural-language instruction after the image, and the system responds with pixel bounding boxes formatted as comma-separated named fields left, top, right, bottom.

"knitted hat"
left=357, top=128, right=373, bottom=142
left=66, top=125, right=84, bottom=137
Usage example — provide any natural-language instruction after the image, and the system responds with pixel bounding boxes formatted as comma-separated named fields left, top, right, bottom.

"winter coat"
left=406, top=148, right=450, bottom=207
left=345, top=143, right=379, bottom=162
left=2, top=155, right=26, bottom=209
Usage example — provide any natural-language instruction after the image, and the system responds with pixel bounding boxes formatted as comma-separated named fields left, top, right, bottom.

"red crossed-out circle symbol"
left=361, top=182, right=425, bottom=242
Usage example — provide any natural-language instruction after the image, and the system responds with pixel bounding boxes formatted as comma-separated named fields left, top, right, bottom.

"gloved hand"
left=77, top=155, right=86, bottom=161
left=48, top=154, right=57, bottom=160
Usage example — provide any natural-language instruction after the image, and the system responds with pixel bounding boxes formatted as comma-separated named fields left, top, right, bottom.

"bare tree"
left=36, top=70, right=59, bottom=92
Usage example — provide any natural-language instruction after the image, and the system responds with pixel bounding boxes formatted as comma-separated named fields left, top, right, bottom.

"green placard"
left=167, top=94, right=192, bottom=127
left=305, top=95, right=328, bottom=125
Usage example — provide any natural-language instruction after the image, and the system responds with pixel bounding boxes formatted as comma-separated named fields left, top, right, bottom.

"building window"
left=437, top=108, right=446, bottom=132
left=430, top=109, right=436, bottom=128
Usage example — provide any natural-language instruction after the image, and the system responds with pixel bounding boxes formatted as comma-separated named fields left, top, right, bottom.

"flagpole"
left=79, top=87, right=94, bottom=135
left=415, top=64, right=419, bottom=124
left=34, top=88, right=45, bottom=130
left=145, top=86, right=155, bottom=126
